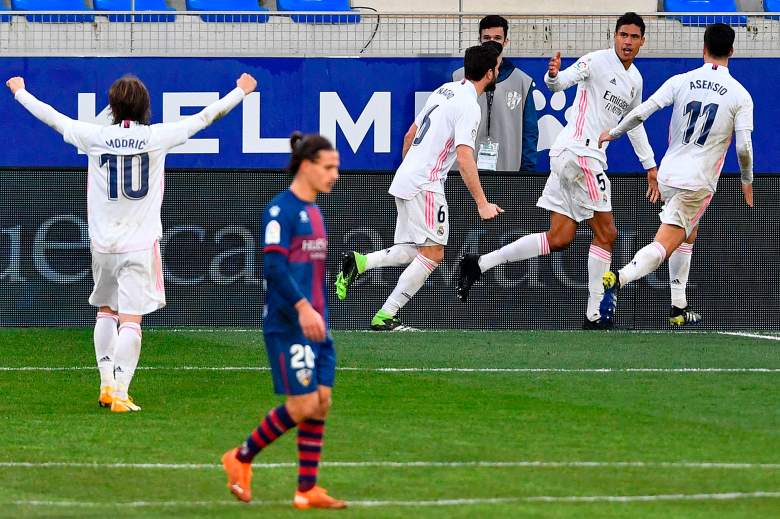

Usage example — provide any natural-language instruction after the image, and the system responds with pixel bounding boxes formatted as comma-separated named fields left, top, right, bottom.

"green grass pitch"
left=0, top=329, right=778, bottom=518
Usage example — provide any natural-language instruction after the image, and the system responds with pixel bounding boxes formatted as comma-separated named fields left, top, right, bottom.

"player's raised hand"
left=478, top=202, right=504, bottom=220
left=741, top=182, right=754, bottom=208
left=6, top=77, right=25, bottom=95
left=296, top=299, right=327, bottom=342
left=598, top=130, right=615, bottom=149
left=645, top=167, right=660, bottom=204
left=548, top=52, right=561, bottom=78
left=237, top=73, right=257, bottom=95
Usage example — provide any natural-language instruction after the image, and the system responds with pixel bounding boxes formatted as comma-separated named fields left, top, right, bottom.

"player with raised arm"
left=6, top=72, right=256, bottom=411
left=598, top=23, right=754, bottom=326
left=456, top=12, right=658, bottom=330
left=221, top=133, right=346, bottom=510
left=334, top=44, right=504, bottom=330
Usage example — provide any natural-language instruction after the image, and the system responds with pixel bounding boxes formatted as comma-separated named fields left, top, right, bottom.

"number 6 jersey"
left=647, top=63, right=753, bottom=192
left=13, top=87, right=246, bottom=253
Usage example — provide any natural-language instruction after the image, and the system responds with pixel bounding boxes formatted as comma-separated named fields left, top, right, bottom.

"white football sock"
left=619, top=241, right=667, bottom=287
left=94, top=312, right=119, bottom=387
left=478, top=232, right=550, bottom=272
left=586, top=245, right=611, bottom=321
left=381, top=254, right=438, bottom=316
left=365, top=244, right=417, bottom=271
left=669, top=242, right=693, bottom=309
left=114, top=322, right=142, bottom=399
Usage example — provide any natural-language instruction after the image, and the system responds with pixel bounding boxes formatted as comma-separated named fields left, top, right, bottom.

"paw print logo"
left=532, top=88, right=574, bottom=151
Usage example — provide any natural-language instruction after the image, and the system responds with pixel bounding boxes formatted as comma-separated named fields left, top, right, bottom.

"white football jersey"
left=64, top=120, right=189, bottom=253
left=545, top=48, right=654, bottom=169
left=15, top=87, right=245, bottom=254
left=648, top=63, right=753, bottom=192
left=389, top=80, right=481, bottom=200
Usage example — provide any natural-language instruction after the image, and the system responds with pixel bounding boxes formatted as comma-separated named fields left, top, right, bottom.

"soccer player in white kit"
left=457, top=12, right=658, bottom=330
left=334, top=45, right=504, bottom=330
left=598, top=23, right=754, bottom=326
left=6, top=72, right=257, bottom=411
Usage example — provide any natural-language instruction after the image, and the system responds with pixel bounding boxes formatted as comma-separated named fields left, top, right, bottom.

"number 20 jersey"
left=648, top=63, right=753, bottom=192
left=63, top=120, right=190, bottom=253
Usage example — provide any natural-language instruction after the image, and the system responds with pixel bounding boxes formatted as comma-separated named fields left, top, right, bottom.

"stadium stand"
left=663, top=0, right=749, bottom=26
left=349, top=1, right=659, bottom=13
left=94, top=0, right=176, bottom=22
left=11, top=0, right=95, bottom=22
left=277, top=0, right=359, bottom=24
left=186, top=0, right=269, bottom=22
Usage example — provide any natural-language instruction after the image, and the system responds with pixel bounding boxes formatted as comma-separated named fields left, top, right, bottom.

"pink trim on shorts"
left=577, top=156, right=600, bottom=202
left=153, top=240, right=164, bottom=294
left=690, top=193, right=713, bottom=228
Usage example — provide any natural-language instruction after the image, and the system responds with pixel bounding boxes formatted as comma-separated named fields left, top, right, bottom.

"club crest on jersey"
left=296, top=368, right=313, bottom=387
left=506, top=90, right=522, bottom=110
left=299, top=210, right=310, bottom=223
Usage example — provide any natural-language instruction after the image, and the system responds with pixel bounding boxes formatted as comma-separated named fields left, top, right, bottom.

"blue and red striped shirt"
left=261, top=189, right=329, bottom=334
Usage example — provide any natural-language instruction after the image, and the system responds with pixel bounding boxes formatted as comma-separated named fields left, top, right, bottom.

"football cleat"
left=456, top=254, right=482, bottom=302
left=110, top=395, right=141, bottom=413
left=669, top=305, right=702, bottom=326
left=335, top=251, right=366, bottom=301
left=98, top=385, right=115, bottom=408
left=582, top=317, right=614, bottom=330
left=222, top=448, right=253, bottom=503
left=293, top=486, right=347, bottom=510
left=599, top=271, right=620, bottom=326
left=370, top=310, right=418, bottom=331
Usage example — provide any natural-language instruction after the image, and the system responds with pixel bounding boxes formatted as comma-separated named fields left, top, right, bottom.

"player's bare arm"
left=6, top=76, right=25, bottom=95
left=548, top=52, right=561, bottom=78
left=295, top=298, right=327, bottom=343
left=736, top=129, right=754, bottom=207
left=402, top=123, right=418, bottom=159
left=236, top=73, right=257, bottom=95
left=456, top=144, right=503, bottom=220
left=646, top=166, right=660, bottom=203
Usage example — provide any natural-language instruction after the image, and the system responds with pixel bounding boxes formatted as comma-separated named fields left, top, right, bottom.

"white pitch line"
left=1, top=460, right=778, bottom=470
left=718, top=331, right=780, bottom=342
left=7, top=492, right=780, bottom=509
left=1, top=366, right=778, bottom=373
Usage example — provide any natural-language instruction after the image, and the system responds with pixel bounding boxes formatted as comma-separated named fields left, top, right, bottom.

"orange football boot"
left=293, top=486, right=347, bottom=509
left=221, top=448, right=253, bottom=503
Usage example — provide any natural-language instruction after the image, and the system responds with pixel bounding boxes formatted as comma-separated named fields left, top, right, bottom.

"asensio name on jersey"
left=388, top=79, right=481, bottom=200
left=638, top=63, right=752, bottom=192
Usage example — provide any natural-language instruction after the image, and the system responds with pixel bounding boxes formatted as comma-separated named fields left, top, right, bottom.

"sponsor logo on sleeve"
left=265, top=220, right=281, bottom=245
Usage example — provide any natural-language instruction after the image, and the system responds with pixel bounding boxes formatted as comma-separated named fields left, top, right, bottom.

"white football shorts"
left=394, top=190, right=449, bottom=246
left=658, top=183, right=714, bottom=238
left=537, top=150, right=611, bottom=222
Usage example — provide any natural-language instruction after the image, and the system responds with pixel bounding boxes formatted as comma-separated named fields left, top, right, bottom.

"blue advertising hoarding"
left=0, top=57, right=773, bottom=173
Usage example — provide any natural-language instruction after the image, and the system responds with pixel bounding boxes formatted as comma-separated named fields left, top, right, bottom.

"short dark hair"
left=704, top=23, right=735, bottom=58
left=464, top=44, right=500, bottom=82
left=479, top=15, right=508, bottom=39
left=288, top=132, right=335, bottom=175
left=481, top=40, right=503, bottom=56
left=108, top=75, right=150, bottom=125
left=615, top=11, right=645, bottom=36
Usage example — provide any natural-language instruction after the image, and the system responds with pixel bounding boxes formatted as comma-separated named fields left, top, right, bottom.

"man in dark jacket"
left=453, top=15, right=538, bottom=171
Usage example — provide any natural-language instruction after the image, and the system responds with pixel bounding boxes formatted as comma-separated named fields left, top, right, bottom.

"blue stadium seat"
left=277, top=0, right=359, bottom=24
left=663, top=0, right=748, bottom=27
left=186, top=0, right=269, bottom=23
left=94, top=0, right=176, bottom=23
left=0, top=4, right=11, bottom=23
left=11, top=0, right=95, bottom=23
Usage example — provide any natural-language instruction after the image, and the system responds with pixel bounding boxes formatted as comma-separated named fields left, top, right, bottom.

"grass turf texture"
left=0, top=329, right=778, bottom=518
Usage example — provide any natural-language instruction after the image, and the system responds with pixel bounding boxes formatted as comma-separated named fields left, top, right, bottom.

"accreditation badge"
left=477, top=137, right=499, bottom=171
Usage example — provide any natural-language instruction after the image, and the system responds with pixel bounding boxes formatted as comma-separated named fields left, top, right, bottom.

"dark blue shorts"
left=264, top=332, right=336, bottom=395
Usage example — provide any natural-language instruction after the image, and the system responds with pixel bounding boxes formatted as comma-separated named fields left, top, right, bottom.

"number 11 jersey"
left=648, top=63, right=753, bottom=193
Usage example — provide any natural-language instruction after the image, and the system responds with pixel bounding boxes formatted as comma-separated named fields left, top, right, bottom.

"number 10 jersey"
left=63, top=119, right=190, bottom=253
